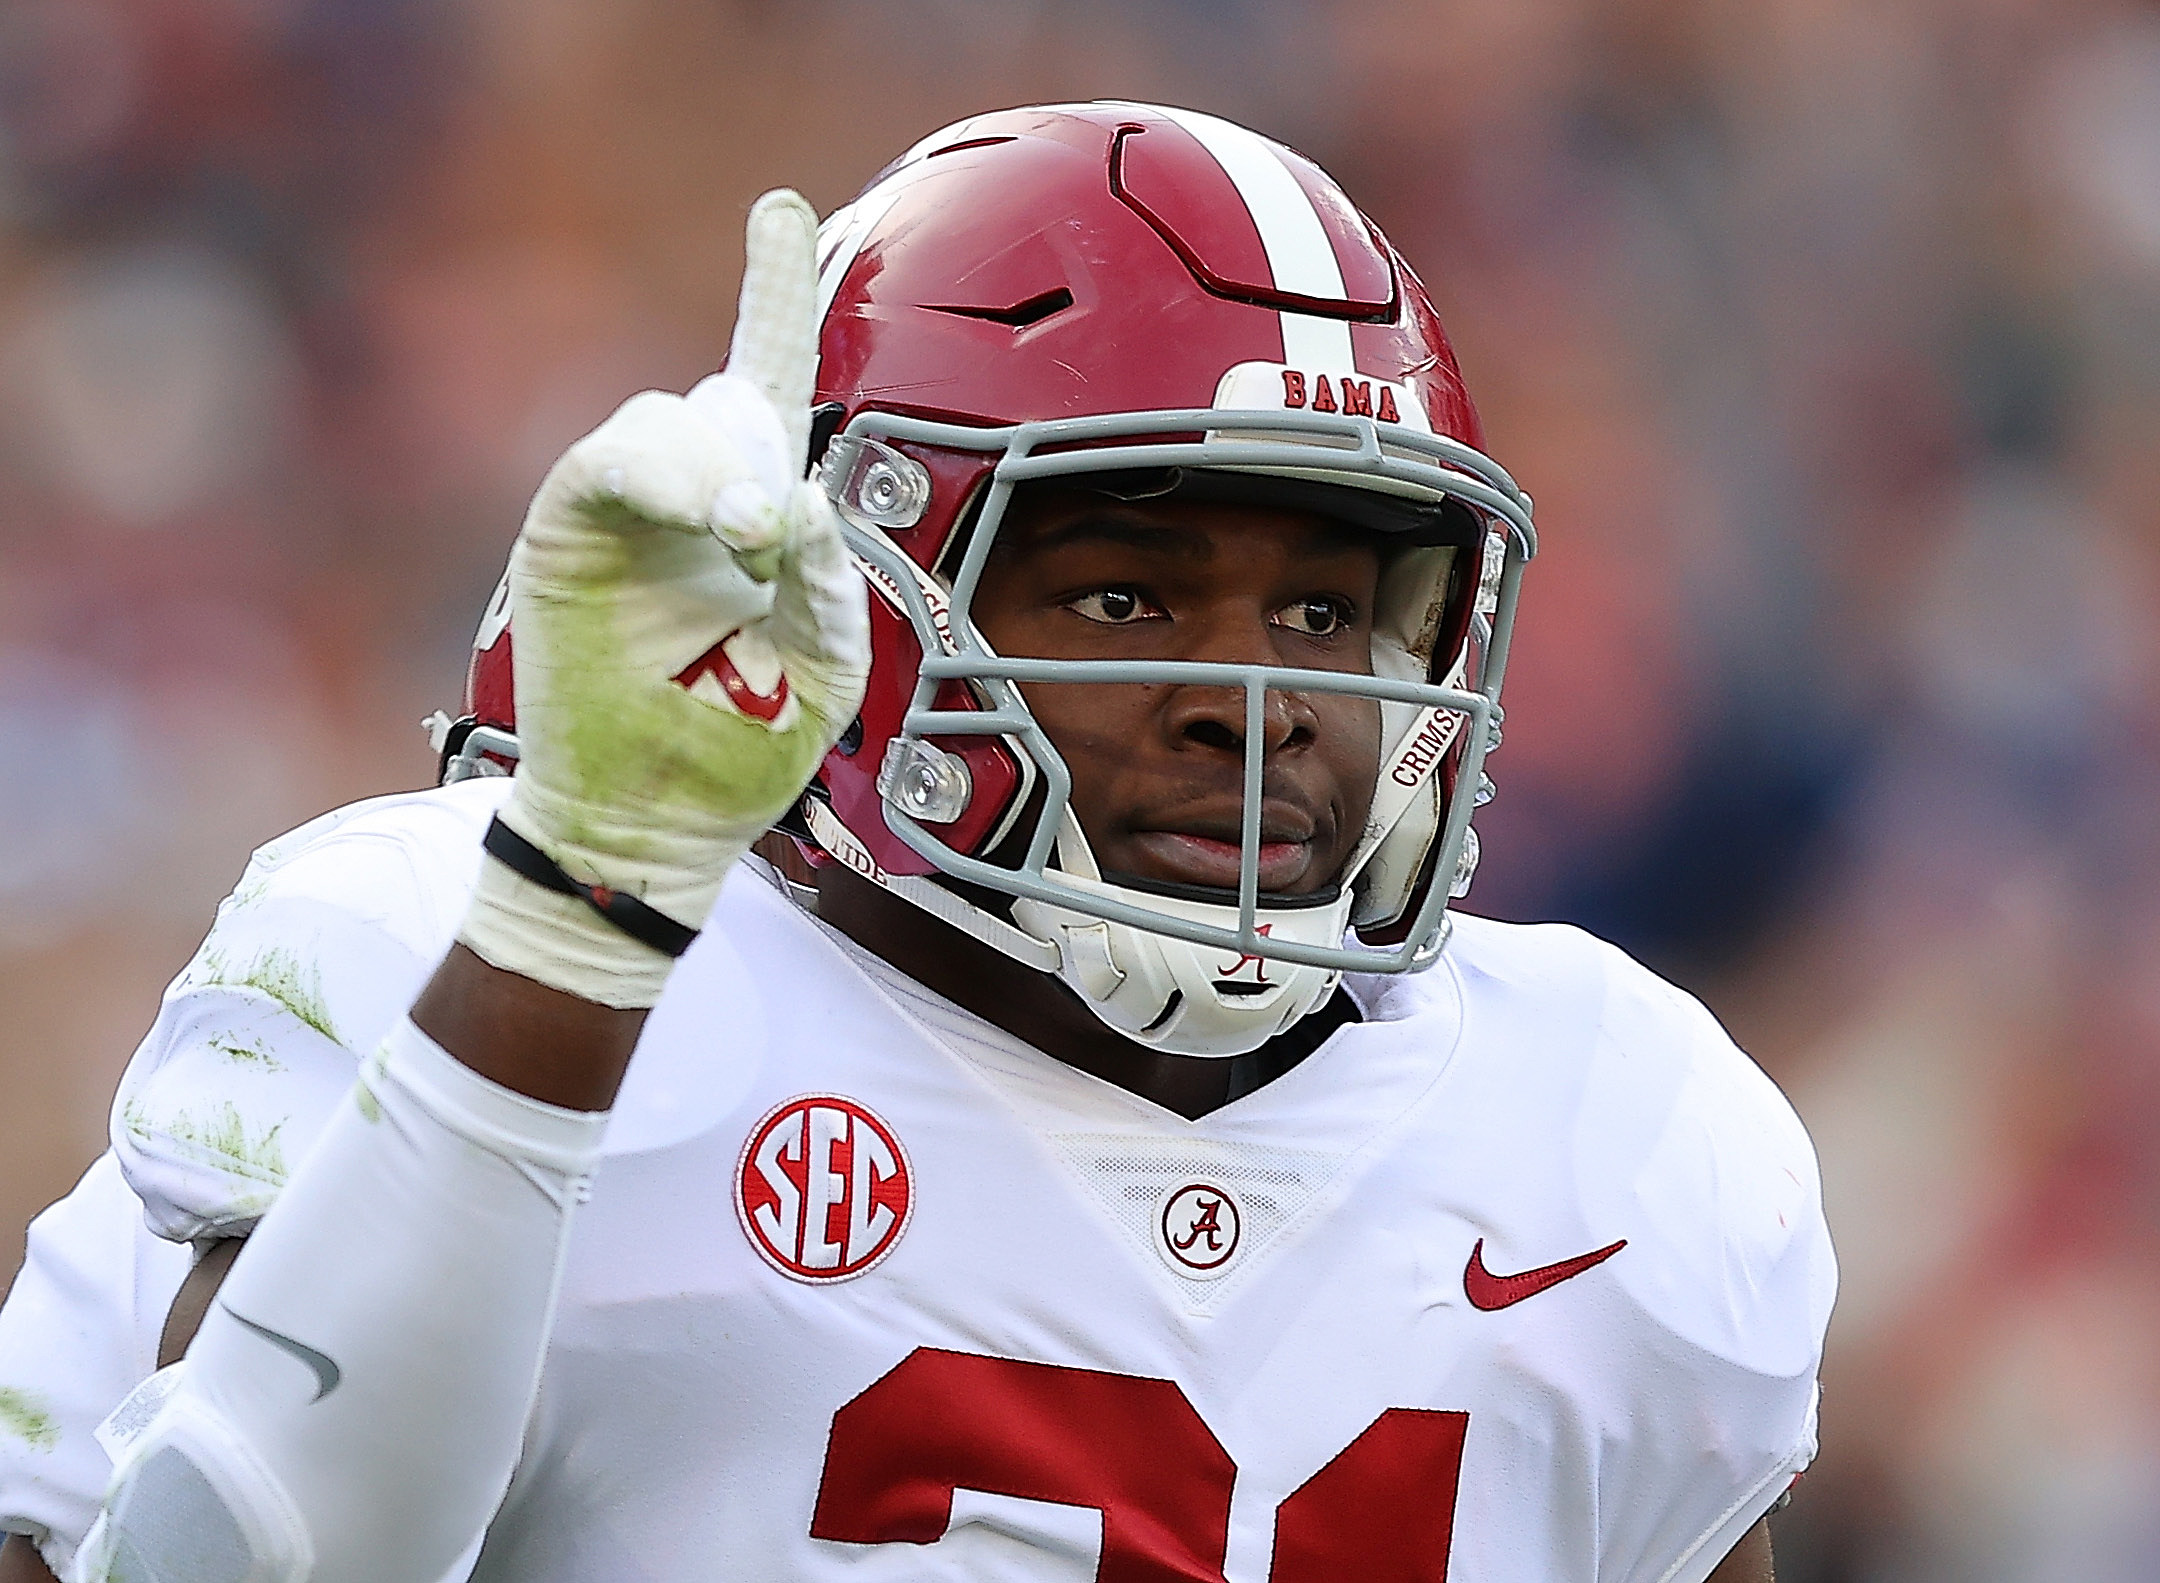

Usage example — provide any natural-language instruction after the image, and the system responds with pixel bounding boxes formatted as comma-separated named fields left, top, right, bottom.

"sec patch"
left=736, top=1095, right=913, bottom=1282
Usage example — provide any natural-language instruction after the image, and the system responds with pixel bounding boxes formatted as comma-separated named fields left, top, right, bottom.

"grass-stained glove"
left=459, top=190, right=868, bottom=1007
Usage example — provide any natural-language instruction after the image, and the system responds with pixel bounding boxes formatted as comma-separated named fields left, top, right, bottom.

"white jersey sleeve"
left=0, top=1155, right=191, bottom=1578
left=111, top=779, right=510, bottom=1242
left=1495, top=920, right=1835, bottom=1578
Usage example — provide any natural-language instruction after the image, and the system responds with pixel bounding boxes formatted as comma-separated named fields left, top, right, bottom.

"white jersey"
left=0, top=1156, right=191, bottom=1575
left=0, top=782, right=1834, bottom=1582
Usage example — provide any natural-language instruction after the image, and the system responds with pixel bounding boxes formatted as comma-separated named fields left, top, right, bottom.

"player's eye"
left=1066, top=588, right=1163, bottom=625
left=1272, top=596, right=1355, bottom=637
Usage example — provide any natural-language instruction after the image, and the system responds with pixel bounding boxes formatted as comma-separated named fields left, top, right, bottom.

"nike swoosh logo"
left=221, top=1303, right=342, bottom=1402
left=1463, top=1236, right=1628, bottom=1311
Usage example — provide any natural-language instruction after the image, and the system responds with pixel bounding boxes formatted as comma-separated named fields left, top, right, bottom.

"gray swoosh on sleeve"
left=219, top=1303, right=343, bottom=1403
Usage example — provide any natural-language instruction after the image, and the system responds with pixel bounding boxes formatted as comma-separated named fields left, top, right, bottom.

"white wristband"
left=457, top=849, right=681, bottom=1009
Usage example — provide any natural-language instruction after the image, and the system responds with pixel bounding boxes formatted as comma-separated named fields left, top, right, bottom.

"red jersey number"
left=812, top=1347, right=1468, bottom=1581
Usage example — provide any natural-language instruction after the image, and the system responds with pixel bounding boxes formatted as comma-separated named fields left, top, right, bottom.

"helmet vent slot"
left=1140, top=991, right=1185, bottom=1036
left=922, top=288, right=1074, bottom=328
left=926, top=134, right=1018, bottom=159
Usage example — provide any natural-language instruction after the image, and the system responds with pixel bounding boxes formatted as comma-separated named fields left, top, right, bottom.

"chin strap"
left=801, top=797, right=1063, bottom=973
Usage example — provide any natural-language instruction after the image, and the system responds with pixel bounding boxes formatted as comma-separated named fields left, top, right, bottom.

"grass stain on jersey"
left=354, top=1046, right=388, bottom=1124
left=201, top=945, right=340, bottom=1047
left=159, top=1102, right=290, bottom=1186
left=209, top=1036, right=286, bottom=1072
left=180, top=944, right=229, bottom=995
left=0, top=1387, right=59, bottom=1451
left=223, top=1191, right=278, bottom=1224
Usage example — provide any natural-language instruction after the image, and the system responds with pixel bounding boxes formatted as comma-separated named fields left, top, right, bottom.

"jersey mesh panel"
left=103, top=1447, right=257, bottom=1583
left=1050, top=1135, right=1351, bottom=1306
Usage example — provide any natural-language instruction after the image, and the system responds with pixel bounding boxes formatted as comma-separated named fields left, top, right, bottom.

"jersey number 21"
left=812, top=1348, right=1470, bottom=1581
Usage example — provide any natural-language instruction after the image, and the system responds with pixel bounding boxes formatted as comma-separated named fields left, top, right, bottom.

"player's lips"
left=1124, top=815, right=1321, bottom=892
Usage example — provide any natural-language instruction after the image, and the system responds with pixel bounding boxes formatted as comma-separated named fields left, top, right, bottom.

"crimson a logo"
left=1159, top=1182, right=1241, bottom=1273
left=1214, top=923, right=1274, bottom=986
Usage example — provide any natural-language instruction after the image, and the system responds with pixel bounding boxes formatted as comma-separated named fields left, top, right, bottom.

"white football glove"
left=459, top=190, right=869, bottom=1007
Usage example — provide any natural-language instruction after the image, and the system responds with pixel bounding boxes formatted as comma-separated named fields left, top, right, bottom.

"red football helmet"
left=427, top=570, right=518, bottom=783
left=803, top=103, right=1532, bottom=1054
left=428, top=102, right=1534, bottom=1056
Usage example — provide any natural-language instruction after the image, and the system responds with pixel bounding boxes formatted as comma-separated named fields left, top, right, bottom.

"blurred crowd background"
left=2, top=0, right=2157, bottom=1576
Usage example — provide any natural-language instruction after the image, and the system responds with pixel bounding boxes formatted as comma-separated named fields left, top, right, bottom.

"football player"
left=0, top=104, right=1831, bottom=1583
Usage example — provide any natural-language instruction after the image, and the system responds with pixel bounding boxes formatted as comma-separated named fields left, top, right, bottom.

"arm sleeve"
left=81, top=1021, right=606, bottom=1583
left=0, top=1156, right=191, bottom=1579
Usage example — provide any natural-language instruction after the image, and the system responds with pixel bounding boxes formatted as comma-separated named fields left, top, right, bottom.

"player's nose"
left=1158, top=612, right=1318, bottom=758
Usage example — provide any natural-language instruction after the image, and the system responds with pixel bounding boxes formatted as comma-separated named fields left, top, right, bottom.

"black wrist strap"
left=483, top=815, right=700, bottom=959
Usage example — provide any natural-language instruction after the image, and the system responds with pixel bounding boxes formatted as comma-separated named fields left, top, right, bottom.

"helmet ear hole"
left=807, top=403, right=848, bottom=471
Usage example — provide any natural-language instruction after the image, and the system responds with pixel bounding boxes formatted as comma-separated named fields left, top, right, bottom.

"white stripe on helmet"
left=1153, top=107, right=1357, bottom=374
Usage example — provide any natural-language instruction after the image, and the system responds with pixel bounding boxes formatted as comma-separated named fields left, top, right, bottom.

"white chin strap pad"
left=1010, top=824, right=1348, bottom=1060
left=79, top=1020, right=607, bottom=1583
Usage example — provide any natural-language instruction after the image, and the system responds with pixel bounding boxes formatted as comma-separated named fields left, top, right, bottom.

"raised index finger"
left=726, top=188, right=820, bottom=478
